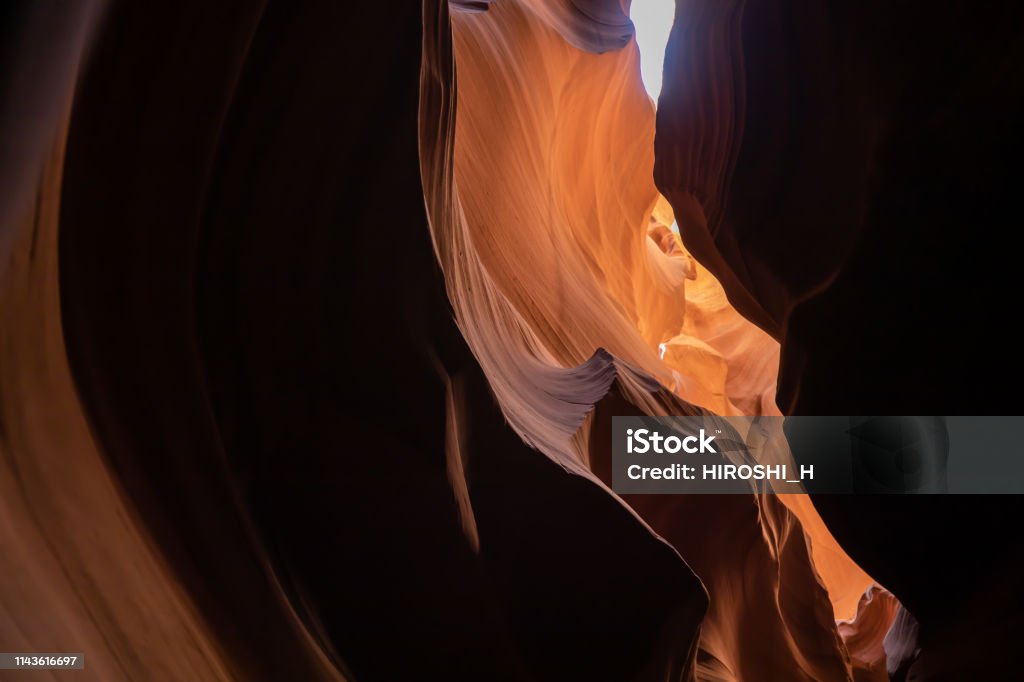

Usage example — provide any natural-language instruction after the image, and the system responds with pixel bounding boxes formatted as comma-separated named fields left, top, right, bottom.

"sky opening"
left=629, top=0, right=676, bottom=101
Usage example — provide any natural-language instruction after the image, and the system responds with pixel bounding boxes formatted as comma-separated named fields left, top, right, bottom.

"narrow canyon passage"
left=434, top=1, right=880, bottom=678
left=0, top=1, right=1021, bottom=680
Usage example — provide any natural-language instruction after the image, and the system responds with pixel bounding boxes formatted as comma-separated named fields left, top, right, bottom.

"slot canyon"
left=0, top=1, right=1021, bottom=680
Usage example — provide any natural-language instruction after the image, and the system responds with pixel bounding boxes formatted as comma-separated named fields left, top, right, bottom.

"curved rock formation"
left=654, top=0, right=1024, bottom=677
left=7, top=1, right=707, bottom=680
left=1, top=0, right=1019, bottom=680
left=432, top=1, right=877, bottom=679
